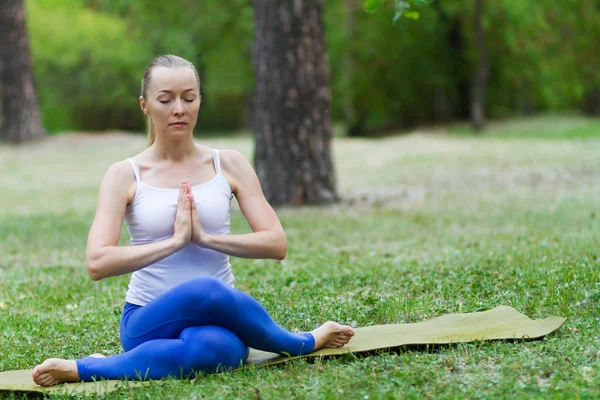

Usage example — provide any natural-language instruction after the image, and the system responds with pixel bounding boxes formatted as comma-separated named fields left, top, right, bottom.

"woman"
left=31, top=55, right=354, bottom=387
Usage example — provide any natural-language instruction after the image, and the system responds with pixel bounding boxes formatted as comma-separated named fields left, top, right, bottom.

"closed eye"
left=159, top=99, right=195, bottom=104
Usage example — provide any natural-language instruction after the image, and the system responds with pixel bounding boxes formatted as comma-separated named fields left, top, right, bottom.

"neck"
left=151, top=134, right=199, bottom=161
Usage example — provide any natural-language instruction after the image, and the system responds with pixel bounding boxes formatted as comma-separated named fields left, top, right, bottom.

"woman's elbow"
left=275, top=235, right=288, bottom=260
left=85, top=255, right=104, bottom=281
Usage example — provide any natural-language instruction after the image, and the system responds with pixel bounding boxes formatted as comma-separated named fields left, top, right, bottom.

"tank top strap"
left=127, top=158, right=141, bottom=181
left=211, top=149, right=221, bottom=175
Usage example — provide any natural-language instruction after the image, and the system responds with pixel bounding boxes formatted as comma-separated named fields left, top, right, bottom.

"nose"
left=173, top=98, right=184, bottom=115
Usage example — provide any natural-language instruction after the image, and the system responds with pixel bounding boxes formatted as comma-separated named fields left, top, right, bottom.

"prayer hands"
left=183, top=182, right=209, bottom=248
left=172, top=183, right=193, bottom=248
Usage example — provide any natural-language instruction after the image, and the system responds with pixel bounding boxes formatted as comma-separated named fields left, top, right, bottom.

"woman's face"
left=140, top=66, right=201, bottom=140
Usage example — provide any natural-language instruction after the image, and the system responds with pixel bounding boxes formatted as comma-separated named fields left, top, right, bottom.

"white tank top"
left=124, top=149, right=235, bottom=306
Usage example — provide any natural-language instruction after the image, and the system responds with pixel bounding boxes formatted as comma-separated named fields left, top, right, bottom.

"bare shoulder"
left=219, top=149, right=250, bottom=171
left=104, top=159, right=135, bottom=183
left=100, top=159, right=137, bottom=203
left=218, top=150, right=257, bottom=194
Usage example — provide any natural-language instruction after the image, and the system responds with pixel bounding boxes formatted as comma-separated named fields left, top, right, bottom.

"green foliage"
left=83, top=0, right=255, bottom=132
left=26, top=0, right=254, bottom=133
left=335, top=0, right=600, bottom=135
left=364, top=0, right=428, bottom=21
left=27, top=0, right=152, bottom=132
left=328, top=2, right=459, bottom=132
left=23, top=0, right=600, bottom=133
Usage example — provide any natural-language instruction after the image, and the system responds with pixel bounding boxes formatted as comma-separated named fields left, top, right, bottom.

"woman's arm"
left=85, top=161, right=191, bottom=281
left=189, top=150, right=287, bottom=260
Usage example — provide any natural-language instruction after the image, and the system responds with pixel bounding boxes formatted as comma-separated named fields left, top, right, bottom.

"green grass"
left=1, top=116, right=599, bottom=399
left=447, top=113, right=600, bottom=140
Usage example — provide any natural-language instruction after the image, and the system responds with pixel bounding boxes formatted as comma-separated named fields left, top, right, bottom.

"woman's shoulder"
left=109, top=148, right=154, bottom=178
left=99, top=158, right=138, bottom=203
left=213, top=149, right=253, bottom=194
left=218, top=149, right=251, bottom=173
left=104, top=159, right=136, bottom=180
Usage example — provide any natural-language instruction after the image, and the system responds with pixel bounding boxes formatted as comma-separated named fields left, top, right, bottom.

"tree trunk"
left=0, top=0, right=45, bottom=143
left=582, top=87, right=600, bottom=116
left=471, top=0, right=488, bottom=132
left=344, top=0, right=367, bottom=137
left=251, top=0, right=338, bottom=205
left=450, top=17, right=470, bottom=120
left=434, top=1, right=469, bottom=121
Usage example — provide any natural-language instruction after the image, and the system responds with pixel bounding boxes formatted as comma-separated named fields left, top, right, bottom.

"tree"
left=0, top=0, right=45, bottom=143
left=79, top=0, right=255, bottom=132
left=432, top=0, right=470, bottom=119
left=251, top=0, right=338, bottom=205
left=471, top=0, right=488, bottom=132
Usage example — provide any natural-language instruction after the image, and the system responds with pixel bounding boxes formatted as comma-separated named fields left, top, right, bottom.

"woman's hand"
left=184, top=182, right=210, bottom=248
left=172, top=183, right=193, bottom=249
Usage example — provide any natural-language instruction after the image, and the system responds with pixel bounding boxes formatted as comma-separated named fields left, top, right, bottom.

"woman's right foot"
left=31, top=358, right=79, bottom=387
left=311, top=321, right=355, bottom=351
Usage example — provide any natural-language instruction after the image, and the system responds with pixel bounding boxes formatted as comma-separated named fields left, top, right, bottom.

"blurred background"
left=6, top=0, right=598, bottom=134
left=1, top=0, right=599, bottom=205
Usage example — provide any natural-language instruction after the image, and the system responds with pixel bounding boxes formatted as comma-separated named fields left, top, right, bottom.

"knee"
left=185, top=327, right=247, bottom=373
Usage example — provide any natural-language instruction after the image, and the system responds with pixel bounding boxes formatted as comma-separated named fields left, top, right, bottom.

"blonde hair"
left=140, top=55, right=201, bottom=146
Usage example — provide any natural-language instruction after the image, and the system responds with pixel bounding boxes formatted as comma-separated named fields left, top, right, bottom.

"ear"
left=139, top=96, right=149, bottom=115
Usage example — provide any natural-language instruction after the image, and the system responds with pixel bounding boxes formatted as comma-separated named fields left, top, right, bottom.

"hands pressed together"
left=172, top=181, right=209, bottom=249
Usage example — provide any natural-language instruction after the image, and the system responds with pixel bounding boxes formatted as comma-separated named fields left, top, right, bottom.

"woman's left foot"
left=31, top=358, right=79, bottom=387
left=311, top=321, right=355, bottom=351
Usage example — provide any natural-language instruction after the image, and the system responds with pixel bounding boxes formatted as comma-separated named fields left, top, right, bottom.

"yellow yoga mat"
left=0, top=306, right=566, bottom=395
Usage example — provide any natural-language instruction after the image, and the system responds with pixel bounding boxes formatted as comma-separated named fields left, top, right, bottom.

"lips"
left=170, top=122, right=187, bottom=126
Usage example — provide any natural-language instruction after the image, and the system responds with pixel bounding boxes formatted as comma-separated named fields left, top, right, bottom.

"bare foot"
left=31, top=358, right=79, bottom=387
left=310, top=321, right=355, bottom=351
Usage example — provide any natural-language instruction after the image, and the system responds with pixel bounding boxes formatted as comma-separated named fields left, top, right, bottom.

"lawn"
left=1, top=116, right=599, bottom=399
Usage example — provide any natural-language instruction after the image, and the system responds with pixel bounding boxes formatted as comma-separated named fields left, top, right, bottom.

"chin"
left=167, top=129, right=193, bottom=139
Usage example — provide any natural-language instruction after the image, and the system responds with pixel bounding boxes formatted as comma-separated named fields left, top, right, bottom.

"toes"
left=43, top=377, right=57, bottom=387
left=39, top=372, right=56, bottom=386
left=33, top=364, right=44, bottom=378
left=335, top=333, right=352, bottom=342
left=36, top=374, right=51, bottom=387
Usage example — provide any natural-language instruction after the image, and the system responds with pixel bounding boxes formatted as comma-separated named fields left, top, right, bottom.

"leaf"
left=364, top=0, right=380, bottom=13
left=404, top=11, right=420, bottom=19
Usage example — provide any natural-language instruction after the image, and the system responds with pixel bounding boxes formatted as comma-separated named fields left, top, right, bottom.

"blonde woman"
left=32, top=55, right=354, bottom=387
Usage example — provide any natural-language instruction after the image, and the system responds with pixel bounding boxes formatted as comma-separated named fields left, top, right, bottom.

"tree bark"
left=0, top=0, right=45, bottom=143
left=251, top=0, right=338, bottom=206
left=471, top=0, right=488, bottom=132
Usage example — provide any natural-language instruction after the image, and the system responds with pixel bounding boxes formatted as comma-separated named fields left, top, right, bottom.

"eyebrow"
left=156, top=89, right=196, bottom=94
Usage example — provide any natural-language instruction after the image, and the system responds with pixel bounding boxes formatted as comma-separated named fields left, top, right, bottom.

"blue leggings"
left=76, top=277, right=315, bottom=381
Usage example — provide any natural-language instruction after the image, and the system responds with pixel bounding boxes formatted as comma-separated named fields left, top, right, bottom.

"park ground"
left=0, top=115, right=599, bottom=399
